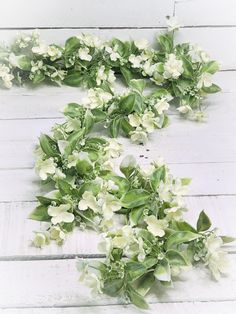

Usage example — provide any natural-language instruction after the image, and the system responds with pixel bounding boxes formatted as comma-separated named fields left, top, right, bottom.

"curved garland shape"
left=0, top=20, right=221, bottom=120
left=6, top=18, right=232, bottom=309
left=31, top=92, right=233, bottom=309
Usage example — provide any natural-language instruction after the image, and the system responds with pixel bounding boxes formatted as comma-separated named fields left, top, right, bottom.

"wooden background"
left=0, top=0, right=236, bottom=313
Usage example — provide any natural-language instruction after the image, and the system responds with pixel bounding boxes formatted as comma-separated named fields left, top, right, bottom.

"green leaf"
left=181, top=56, right=193, bottom=78
left=126, top=262, right=147, bottom=282
left=197, top=210, right=211, bottom=232
left=18, top=55, right=31, bottom=71
left=202, top=61, right=220, bottom=74
left=91, top=109, right=107, bottom=122
left=118, top=93, right=136, bottom=114
left=121, top=189, right=150, bottom=208
left=142, top=257, right=157, bottom=269
left=135, top=273, right=155, bottom=297
left=65, top=129, right=85, bottom=154
left=65, top=36, right=80, bottom=54
left=202, top=84, right=221, bottom=94
left=150, top=165, right=166, bottom=190
left=181, top=177, right=192, bottom=186
left=129, top=79, right=146, bottom=93
left=76, top=159, right=93, bottom=175
left=57, top=179, right=73, bottom=196
left=166, top=231, right=201, bottom=250
left=220, top=236, right=236, bottom=244
left=83, top=110, right=94, bottom=134
left=29, top=205, right=50, bottom=222
left=120, top=155, right=137, bottom=178
left=109, top=116, right=121, bottom=138
left=101, top=173, right=130, bottom=196
left=120, top=118, right=134, bottom=135
left=166, top=250, right=188, bottom=266
left=129, top=207, right=144, bottom=226
left=64, top=70, right=83, bottom=87
left=175, top=221, right=197, bottom=233
left=39, top=134, right=59, bottom=157
left=120, top=66, right=134, bottom=85
left=158, top=33, right=173, bottom=53
left=32, top=72, right=45, bottom=84
left=103, top=278, right=124, bottom=297
left=127, top=285, right=149, bottom=310
left=154, top=258, right=171, bottom=282
left=63, top=103, right=83, bottom=118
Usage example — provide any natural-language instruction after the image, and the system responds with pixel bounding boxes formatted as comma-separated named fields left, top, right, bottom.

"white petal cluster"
left=189, top=44, right=210, bottom=63
left=163, top=54, right=184, bottom=79
left=0, top=64, right=14, bottom=88
left=35, top=157, right=56, bottom=180
left=48, top=204, right=74, bottom=225
left=81, top=88, right=113, bottom=109
left=78, top=47, right=92, bottom=61
left=96, top=65, right=116, bottom=85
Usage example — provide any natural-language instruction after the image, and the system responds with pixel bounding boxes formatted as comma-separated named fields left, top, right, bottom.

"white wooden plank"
left=0, top=0, right=174, bottom=28
left=1, top=301, right=236, bottom=314
left=0, top=162, right=235, bottom=202
left=176, top=0, right=236, bottom=26
left=0, top=28, right=235, bottom=70
left=0, top=196, right=235, bottom=258
left=0, top=71, right=235, bottom=119
left=0, top=255, right=236, bottom=307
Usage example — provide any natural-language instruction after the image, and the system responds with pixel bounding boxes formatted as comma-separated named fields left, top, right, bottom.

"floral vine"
left=5, top=17, right=234, bottom=309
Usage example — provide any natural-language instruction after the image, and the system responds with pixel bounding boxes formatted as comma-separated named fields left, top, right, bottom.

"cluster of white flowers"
left=96, top=65, right=116, bottom=86
left=188, top=44, right=210, bottom=63
left=32, top=43, right=62, bottom=61
left=81, top=88, right=113, bottom=109
left=0, top=64, right=14, bottom=88
left=77, top=33, right=103, bottom=49
left=163, top=53, right=184, bottom=79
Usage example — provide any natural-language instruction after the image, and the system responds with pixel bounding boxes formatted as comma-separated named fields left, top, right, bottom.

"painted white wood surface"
left=0, top=196, right=235, bottom=258
left=1, top=302, right=236, bottom=314
left=0, top=0, right=236, bottom=312
left=0, top=0, right=174, bottom=28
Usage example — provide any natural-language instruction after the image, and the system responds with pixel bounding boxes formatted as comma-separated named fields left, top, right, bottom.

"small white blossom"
left=129, top=54, right=143, bottom=68
left=32, top=43, right=48, bottom=55
left=128, top=113, right=142, bottom=128
left=78, top=191, right=100, bottom=213
left=105, top=46, right=120, bottom=61
left=47, top=45, right=62, bottom=61
left=78, top=47, right=92, bottom=61
left=97, top=193, right=121, bottom=220
left=197, top=73, right=213, bottom=89
left=154, top=97, right=171, bottom=114
left=48, top=204, right=74, bottom=225
left=35, top=157, right=56, bottom=180
left=142, top=111, right=158, bottom=133
left=163, top=54, right=184, bottom=79
left=130, top=128, right=148, bottom=144
left=166, top=16, right=182, bottom=32
left=0, top=64, right=14, bottom=88
left=144, top=215, right=168, bottom=237
left=189, top=44, right=210, bottom=63
left=134, top=39, right=149, bottom=50
left=157, top=181, right=172, bottom=202
left=33, top=232, right=50, bottom=248
left=50, top=226, right=66, bottom=245
left=104, top=139, right=123, bottom=158
left=78, top=33, right=102, bottom=48
left=142, top=60, right=156, bottom=76
left=81, top=88, right=113, bottom=109
left=176, top=105, right=192, bottom=114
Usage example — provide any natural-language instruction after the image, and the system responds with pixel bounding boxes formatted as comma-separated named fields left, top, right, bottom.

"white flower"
left=129, top=54, right=143, bottom=68
left=130, top=128, right=148, bottom=144
left=78, top=33, right=102, bottom=48
left=32, top=43, right=48, bottom=55
left=172, top=178, right=188, bottom=196
left=31, top=60, right=44, bottom=73
left=0, top=64, right=14, bottom=88
left=53, top=168, right=66, bottom=180
left=47, top=45, right=62, bottom=61
left=33, top=232, right=50, bottom=248
left=112, top=225, right=134, bottom=249
left=176, top=105, right=192, bottom=114
left=189, top=44, right=210, bottom=63
left=50, top=226, right=66, bottom=245
left=157, top=181, right=172, bottom=202
left=141, top=111, right=157, bottom=133
left=107, top=69, right=116, bottom=84
left=81, top=88, right=112, bottom=109
left=98, top=193, right=121, bottom=220
left=128, top=113, right=142, bottom=128
left=142, top=61, right=156, bottom=76
left=163, top=54, right=183, bottom=79
left=164, top=206, right=184, bottom=221
left=197, top=73, right=213, bottom=89
left=205, top=234, right=229, bottom=280
left=96, top=65, right=107, bottom=85
left=166, top=16, right=181, bottom=32
left=35, top=157, right=56, bottom=180
left=78, top=191, right=100, bottom=212
left=154, top=97, right=170, bottom=114
left=78, top=47, right=92, bottom=61
left=134, top=39, right=149, bottom=50
left=83, top=272, right=103, bottom=294
left=144, top=215, right=168, bottom=237
left=105, top=46, right=120, bottom=61
left=48, top=204, right=74, bottom=225
left=68, top=151, right=91, bottom=168
left=104, top=139, right=123, bottom=158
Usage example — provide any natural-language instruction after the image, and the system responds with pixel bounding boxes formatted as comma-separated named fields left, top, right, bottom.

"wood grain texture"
left=176, top=0, right=236, bottom=26
left=0, top=255, right=236, bottom=308
left=0, top=0, right=174, bottom=28
left=0, top=196, right=235, bottom=258
left=1, top=301, right=236, bottom=314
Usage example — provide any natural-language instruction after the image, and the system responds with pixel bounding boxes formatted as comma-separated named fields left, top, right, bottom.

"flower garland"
left=5, top=17, right=234, bottom=309
left=0, top=17, right=221, bottom=120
